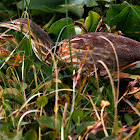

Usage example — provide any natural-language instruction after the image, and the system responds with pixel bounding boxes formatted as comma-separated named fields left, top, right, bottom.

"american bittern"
left=0, top=18, right=140, bottom=76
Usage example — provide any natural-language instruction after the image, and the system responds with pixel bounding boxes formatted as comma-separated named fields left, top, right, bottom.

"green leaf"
left=37, top=116, right=55, bottom=130
left=17, top=0, right=85, bottom=15
left=106, top=4, right=126, bottom=24
left=0, top=3, right=16, bottom=18
left=17, top=0, right=66, bottom=14
left=15, top=83, right=27, bottom=91
left=106, top=5, right=140, bottom=41
left=3, top=88, right=24, bottom=104
left=11, top=130, right=23, bottom=140
left=24, top=129, right=38, bottom=140
left=1, top=129, right=23, bottom=140
left=77, top=121, right=95, bottom=135
left=103, top=135, right=117, bottom=140
left=67, top=0, right=84, bottom=4
left=3, top=88, right=19, bottom=95
left=0, top=121, right=14, bottom=134
left=61, top=3, right=84, bottom=18
left=43, top=131, right=57, bottom=140
left=36, top=96, right=48, bottom=108
left=72, top=110, right=84, bottom=123
left=85, top=11, right=101, bottom=32
left=84, top=0, right=98, bottom=7
left=42, top=5, right=66, bottom=13
left=37, top=115, right=61, bottom=132
left=49, top=17, right=76, bottom=40
left=124, top=114, right=133, bottom=126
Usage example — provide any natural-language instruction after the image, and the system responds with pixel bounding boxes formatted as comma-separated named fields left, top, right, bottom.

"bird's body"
left=0, top=18, right=140, bottom=75
left=59, top=32, right=140, bottom=73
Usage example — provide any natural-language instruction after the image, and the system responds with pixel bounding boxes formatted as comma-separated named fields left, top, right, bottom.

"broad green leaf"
left=17, top=0, right=84, bottom=15
left=3, top=88, right=24, bottom=104
left=124, top=114, right=133, bottom=126
left=77, top=121, right=95, bottom=135
left=10, top=130, right=23, bottom=140
left=0, top=128, right=23, bottom=140
left=106, top=4, right=126, bottom=24
left=15, top=83, right=27, bottom=91
left=106, top=5, right=140, bottom=40
left=72, top=110, right=84, bottom=123
left=17, top=0, right=98, bottom=17
left=37, top=116, right=55, bottom=130
left=61, top=4, right=84, bottom=18
left=17, top=0, right=66, bottom=13
left=43, top=131, right=57, bottom=140
left=42, top=5, right=66, bottom=13
left=36, top=96, right=48, bottom=108
left=24, top=129, right=37, bottom=140
left=0, top=121, right=13, bottom=134
left=37, top=116, right=61, bottom=132
left=3, top=93, right=24, bottom=104
left=84, top=0, right=98, bottom=7
left=49, top=17, right=76, bottom=40
left=85, top=11, right=101, bottom=32
left=67, top=0, right=84, bottom=4
left=0, top=3, right=16, bottom=18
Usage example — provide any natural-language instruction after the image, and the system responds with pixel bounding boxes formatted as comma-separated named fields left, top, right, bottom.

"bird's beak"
left=0, top=21, right=21, bottom=31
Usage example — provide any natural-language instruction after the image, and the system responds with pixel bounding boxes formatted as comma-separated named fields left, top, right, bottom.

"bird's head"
left=0, top=18, right=21, bottom=31
left=0, top=18, right=53, bottom=63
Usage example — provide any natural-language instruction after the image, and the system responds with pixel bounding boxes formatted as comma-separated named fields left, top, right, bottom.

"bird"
left=0, top=18, right=140, bottom=76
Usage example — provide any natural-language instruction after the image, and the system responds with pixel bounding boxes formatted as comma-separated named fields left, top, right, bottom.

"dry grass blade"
left=95, top=16, right=103, bottom=32
left=123, top=98, right=140, bottom=117
left=99, top=35, right=119, bottom=99
left=0, top=47, right=17, bottom=70
left=73, top=21, right=88, bottom=33
left=97, top=60, right=118, bottom=134
left=118, top=78, right=140, bottom=103
left=0, top=29, right=12, bottom=37
left=16, top=93, right=43, bottom=117
left=0, top=30, right=19, bottom=46
left=81, top=113, right=108, bottom=140
left=120, top=61, right=140, bottom=71
left=127, top=87, right=140, bottom=95
left=17, top=109, right=40, bottom=132
left=73, top=64, right=84, bottom=88
left=127, top=77, right=140, bottom=89
left=100, top=100, right=110, bottom=137
left=70, top=70, right=76, bottom=115
left=122, top=123, right=140, bottom=140
left=86, top=94, right=100, bottom=120
left=61, top=102, right=68, bottom=140
left=97, top=60, right=116, bottom=103
left=94, top=63, right=101, bottom=93
left=98, top=35, right=120, bottom=134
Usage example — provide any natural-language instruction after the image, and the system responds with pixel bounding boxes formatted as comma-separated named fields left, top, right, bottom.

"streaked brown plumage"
left=0, top=18, right=140, bottom=75
left=59, top=32, right=140, bottom=73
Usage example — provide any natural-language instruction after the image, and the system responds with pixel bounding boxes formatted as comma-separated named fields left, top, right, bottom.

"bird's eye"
left=13, top=23, right=17, bottom=25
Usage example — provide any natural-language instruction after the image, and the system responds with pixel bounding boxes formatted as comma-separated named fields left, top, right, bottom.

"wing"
left=58, top=32, right=140, bottom=73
